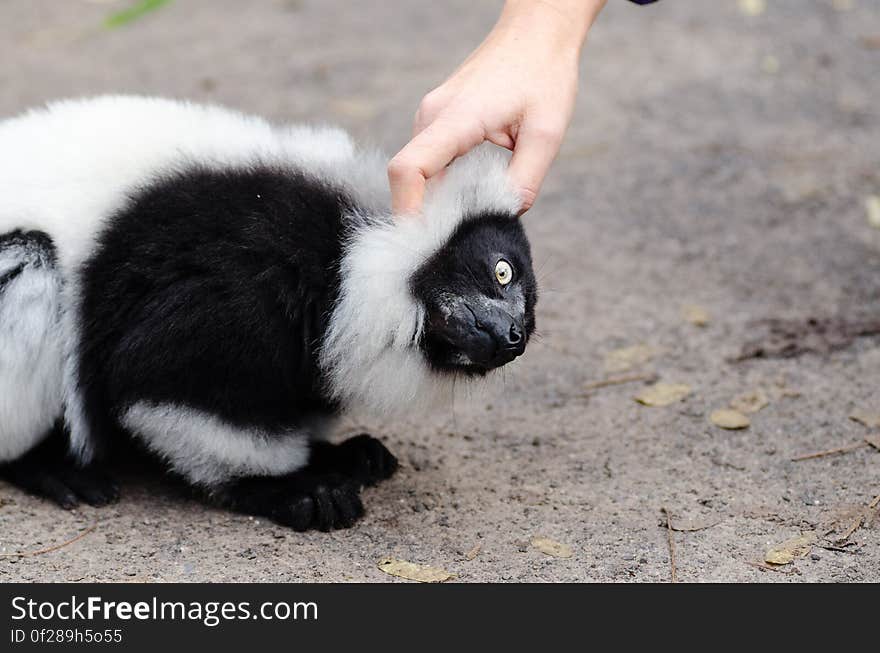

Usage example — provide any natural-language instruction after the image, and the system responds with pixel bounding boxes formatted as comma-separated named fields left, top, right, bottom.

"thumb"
left=388, top=114, right=485, bottom=216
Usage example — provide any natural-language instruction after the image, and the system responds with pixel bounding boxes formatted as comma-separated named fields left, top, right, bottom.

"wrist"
left=497, top=0, right=606, bottom=53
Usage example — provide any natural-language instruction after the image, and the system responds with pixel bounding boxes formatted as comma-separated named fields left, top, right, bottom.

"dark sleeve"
left=627, top=0, right=659, bottom=4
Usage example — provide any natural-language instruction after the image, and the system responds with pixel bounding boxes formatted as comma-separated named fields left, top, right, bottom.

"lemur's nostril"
left=508, top=324, right=523, bottom=346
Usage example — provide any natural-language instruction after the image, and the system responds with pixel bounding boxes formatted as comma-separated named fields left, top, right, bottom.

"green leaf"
left=104, top=0, right=172, bottom=29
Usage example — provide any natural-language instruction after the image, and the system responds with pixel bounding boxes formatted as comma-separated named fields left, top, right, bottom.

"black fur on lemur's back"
left=78, top=166, right=348, bottom=455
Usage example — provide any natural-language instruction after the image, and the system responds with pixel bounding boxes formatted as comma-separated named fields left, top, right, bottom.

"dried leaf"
left=531, top=537, right=573, bottom=559
left=634, top=382, right=691, bottom=407
left=737, top=0, right=766, bottom=17
left=710, top=409, right=751, bottom=430
left=464, top=544, right=481, bottom=561
left=745, top=561, right=801, bottom=575
left=764, top=531, right=817, bottom=565
left=377, top=558, right=454, bottom=583
left=682, top=304, right=710, bottom=327
left=603, top=344, right=657, bottom=374
left=850, top=411, right=880, bottom=429
left=866, top=196, right=880, bottom=229
left=730, top=390, right=769, bottom=414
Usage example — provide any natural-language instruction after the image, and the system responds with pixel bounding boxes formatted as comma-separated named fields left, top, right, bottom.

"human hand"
left=388, top=0, right=607, bottom=216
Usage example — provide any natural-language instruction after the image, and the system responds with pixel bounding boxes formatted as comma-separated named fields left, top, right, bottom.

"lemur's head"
left=410, top=213, right=536, bottom=376
left=321, top=146, right=538, bottom=414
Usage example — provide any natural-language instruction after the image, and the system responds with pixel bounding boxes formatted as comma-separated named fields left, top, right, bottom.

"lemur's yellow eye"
left=494, top=259, right=513, bottom=286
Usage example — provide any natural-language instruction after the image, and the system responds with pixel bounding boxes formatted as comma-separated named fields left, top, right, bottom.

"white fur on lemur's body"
left=0, top=96, right=521, bottom=488
left=0, top=235, right=64, bottom=461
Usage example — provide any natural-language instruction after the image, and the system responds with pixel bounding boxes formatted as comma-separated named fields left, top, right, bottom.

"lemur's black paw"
left=0, top=461, right=119, bottom=510
left=0, top=422, right=120, bottom=510
left=271, top=474, right=365, bottom=532
left=311, top=434, right=398, bottom=488
left=57, top=466, right=120, bottom=507
left=219, top=437, right=396, bottom=531
left=338, top=434, right=399, bottom=486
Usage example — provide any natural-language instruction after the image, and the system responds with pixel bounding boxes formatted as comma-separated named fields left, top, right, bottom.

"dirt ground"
left=1, top=0, right=879, bottom=583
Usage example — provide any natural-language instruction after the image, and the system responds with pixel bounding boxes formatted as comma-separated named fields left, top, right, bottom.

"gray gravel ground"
left=1, top=0, right=879, bottom=582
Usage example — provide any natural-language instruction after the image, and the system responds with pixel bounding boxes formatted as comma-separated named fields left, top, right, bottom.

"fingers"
left=507, top=121, right=564, bottom=214
left=388, top=114, right=485, bottom=216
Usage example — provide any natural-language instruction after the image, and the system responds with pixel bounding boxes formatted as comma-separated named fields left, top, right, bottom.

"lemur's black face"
left=411, top=214, right=537, bottom=376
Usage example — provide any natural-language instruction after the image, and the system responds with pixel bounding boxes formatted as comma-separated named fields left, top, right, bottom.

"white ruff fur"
left=0, top=95, right=521, bottom=476
left=321, top=148, right=521, bottom=415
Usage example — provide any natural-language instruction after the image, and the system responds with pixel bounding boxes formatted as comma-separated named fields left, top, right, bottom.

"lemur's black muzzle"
left=473, top=306, right=525, bottom=368
left=430, top=301, right=526, bottom=372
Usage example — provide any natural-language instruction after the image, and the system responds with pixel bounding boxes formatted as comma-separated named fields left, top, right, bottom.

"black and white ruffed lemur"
left=0, top=96, right=537, bottom=531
